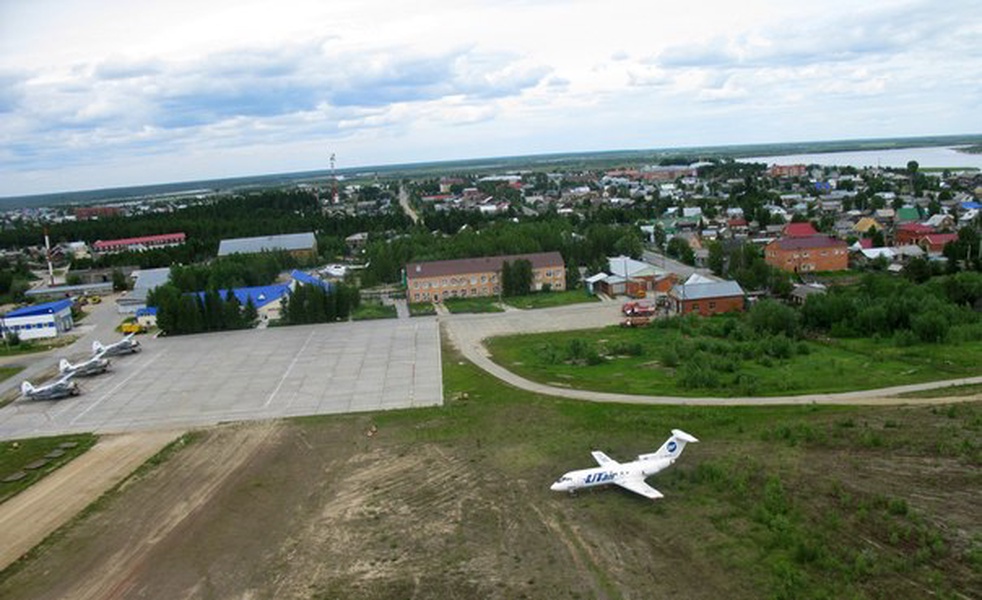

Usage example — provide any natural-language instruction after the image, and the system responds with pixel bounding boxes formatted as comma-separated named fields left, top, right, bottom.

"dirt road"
left=0, top=429, right=180, bottom=571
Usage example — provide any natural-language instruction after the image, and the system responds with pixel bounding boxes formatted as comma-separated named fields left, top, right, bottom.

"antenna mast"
left=330, top=152, right=339, bottom=204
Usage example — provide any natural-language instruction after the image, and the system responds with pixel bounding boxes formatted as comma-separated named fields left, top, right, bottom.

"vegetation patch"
left=897, top=383, right=982, bottom=399
left=351, top=300, right=397, bottom=321
left=0, top=434, right=97, bottom=504
left=442, top=297, right=505, bottom=314
left=502, top=290, right=600, bottom=310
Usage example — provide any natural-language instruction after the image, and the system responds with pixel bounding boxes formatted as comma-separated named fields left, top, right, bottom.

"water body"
left=742, top=146, right=982, bottom=170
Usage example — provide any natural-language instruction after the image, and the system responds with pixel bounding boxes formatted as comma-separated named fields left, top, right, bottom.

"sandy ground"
left=0, top=430, right=179, bottom=570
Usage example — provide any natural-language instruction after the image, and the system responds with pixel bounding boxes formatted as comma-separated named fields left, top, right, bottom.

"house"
left=117, top=267, right=172, bottom=314
left=605, top=256, right=675, bottom=294
left=136, top=306, right=158, bottom=329
left=290, top=269, right=332, bottom=291
left=895, top=207, right=921, bottom=223
left=765, top=236, right=849, bottom=273
left=920, top=233, right=959, bottom=254
left=853, top=217, right=882, bottom=235
left=217, top=232, right=318, bottom=260
left=93, top=232, right=186, bottom=254
left=405, top=251, right=565, bottom=303
left=894, top=223, right=935, bottom=246
left=790, top=283, right=826, bottom=306
left=1, top=298, right=74, bottom=340
left=783, top=222, right=819, bottom=238
left=668, top=279, right=745, bottom=316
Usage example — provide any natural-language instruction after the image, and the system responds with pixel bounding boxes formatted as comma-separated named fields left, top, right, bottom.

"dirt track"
left=0, top=430, right=179, bottom=571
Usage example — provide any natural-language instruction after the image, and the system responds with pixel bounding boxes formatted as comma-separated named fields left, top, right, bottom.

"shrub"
left=660, top=347, right=680, bottom=368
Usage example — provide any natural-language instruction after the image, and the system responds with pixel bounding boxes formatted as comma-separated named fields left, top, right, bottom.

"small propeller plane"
left=92, top=333, right=141, bottom=357
left=59, top=355, right=110, bottom=377
left=21, top=373, right=80, bottom=401
left=550, top=429, right=699, bottom=500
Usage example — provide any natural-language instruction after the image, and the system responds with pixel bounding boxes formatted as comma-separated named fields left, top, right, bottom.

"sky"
left=1, top=0, right=980, bottom=197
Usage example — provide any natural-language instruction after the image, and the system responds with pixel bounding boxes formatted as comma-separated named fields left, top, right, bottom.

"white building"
left=1, top=299, right=74, bottom=340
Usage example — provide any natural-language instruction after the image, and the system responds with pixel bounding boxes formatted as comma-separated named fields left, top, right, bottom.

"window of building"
left=709, top=301, right=716, bottom=309
left=481, top=275, right=487, bottom=283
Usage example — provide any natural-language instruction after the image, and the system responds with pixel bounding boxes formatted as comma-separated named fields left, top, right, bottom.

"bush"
left=660, top=346, right=680, bottom=368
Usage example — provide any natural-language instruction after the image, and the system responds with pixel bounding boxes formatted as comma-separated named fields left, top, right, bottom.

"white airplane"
left=21, top=372, right=80, bottom=401
left=59, top=355, right=111, bottom=377
left=92, top=333, right=141, bottom=357
left=550, top=429, right=699, bottom=500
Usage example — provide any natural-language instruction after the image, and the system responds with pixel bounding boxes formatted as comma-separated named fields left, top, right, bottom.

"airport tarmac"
left=0, top=318, right=442, bottom=440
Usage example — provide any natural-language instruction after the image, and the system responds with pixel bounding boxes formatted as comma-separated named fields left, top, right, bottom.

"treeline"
left=4, top=190, right=411, bottom=268
left=148, top=285, right=259, bottom=336
left=800, top=272, right=982, bottom=344
left=168, top=252, right=298, bottom=292
left=280, top=282, right=359, bottom=325
left=360, top=217, right=645, bottom=287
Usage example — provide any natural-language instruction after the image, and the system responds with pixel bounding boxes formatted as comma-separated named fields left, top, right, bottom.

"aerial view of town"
left=0, top=1, right=979, bottom=598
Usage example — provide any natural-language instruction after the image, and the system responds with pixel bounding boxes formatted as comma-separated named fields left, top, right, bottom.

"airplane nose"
left=550, top=482, right=561, bottom=492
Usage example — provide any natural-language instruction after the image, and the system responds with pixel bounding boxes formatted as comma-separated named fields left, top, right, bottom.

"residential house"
left=765, top=236, right=849, bottom=273
left=668, top=278, right=745, bottom=316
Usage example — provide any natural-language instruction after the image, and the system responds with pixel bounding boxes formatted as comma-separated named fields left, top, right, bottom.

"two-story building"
left=405, top=251, right=565, bottom=303
left=765, top=236, right=849, bottom=273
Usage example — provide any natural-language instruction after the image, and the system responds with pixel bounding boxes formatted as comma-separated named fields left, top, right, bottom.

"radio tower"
left=330, top=152, right=339, bottom=204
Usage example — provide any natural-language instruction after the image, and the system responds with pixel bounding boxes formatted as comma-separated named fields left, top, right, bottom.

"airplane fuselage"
left=551, top=458, right=672, bottom=493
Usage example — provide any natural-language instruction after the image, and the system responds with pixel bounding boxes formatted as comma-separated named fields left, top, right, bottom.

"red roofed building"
left=894, top=223, right=935, bottom=246
left=74, top=205, right=122, bottom=220
left=765, top=235, right=849, bottom=273
left=768, top=164, right=807, bottom=178
left=783, top=222, right=819, bottom=238
left=93, top=233, right=186, bottom=254
left=920, top=233, right=959, bottom=254
left=405, top=252, right=565, bottom=303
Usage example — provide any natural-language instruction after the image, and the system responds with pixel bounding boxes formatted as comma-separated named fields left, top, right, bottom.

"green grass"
left=351, top=301, right=397, bottom=321
left=502, top=289, right=600, bottom=310
left=0, top=434, right=98, bottom=504
left=0, top=337, right=76, bottom=358
left=0, top=366, right=21, bottom=383
left=485, top=325, right=982, bottom=397
left=442, top=297, right=505, bottom=314
left=374, top=338, right=982, bottom=598
left=409, top=303, right=437, bottom=317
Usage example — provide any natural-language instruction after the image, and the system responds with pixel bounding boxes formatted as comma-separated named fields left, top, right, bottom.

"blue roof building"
left=196, top=283, right=291, bottom=310
left=290, top=269, right=333, bottom=292
left=1, top=299, right=75, bottom=340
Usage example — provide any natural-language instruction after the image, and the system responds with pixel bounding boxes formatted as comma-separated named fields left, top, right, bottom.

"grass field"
left=409, top=302, right=437, bottom=316
left=351, top=300, right=397, bottom=320
left=0, top=434, right=97, bottom=504
left=443, top=296, right=505, bottom=314
left=486, top=325, right=982, bottom=396
left=0, top=366, right=21, bottom=383
left=502, top=290, right=600, bottom=310
left=899, top=383, right=982, bottom=399
left=1, top=342, right=978, bottom=598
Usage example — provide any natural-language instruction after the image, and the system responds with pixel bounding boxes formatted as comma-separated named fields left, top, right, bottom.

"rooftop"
left=406, top=251, right=565, bottom=279
left=217, top=232, right=316, bottom=256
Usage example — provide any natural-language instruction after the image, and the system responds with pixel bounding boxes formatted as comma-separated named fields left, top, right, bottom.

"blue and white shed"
left=1, top=299, right=75, bottom=340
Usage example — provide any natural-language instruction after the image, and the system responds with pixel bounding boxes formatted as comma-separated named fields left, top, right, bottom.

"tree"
left=111, top=269, right=128, bottom=292
left=707, top=241, right=725, bottom=276
left=666, top=237, right=695, bottom=266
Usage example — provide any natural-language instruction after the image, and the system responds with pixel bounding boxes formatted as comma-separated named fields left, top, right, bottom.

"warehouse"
left=1, top=299, right=75, bottom=340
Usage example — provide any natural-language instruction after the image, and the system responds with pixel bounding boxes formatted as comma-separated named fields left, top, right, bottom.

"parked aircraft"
left=59, top=356, right=110, bottom=377
left=550, top=429, right=699, bottom=500
left=21, top=373, right=80, bottom=401
left=92, top=333, right=141, bottom=357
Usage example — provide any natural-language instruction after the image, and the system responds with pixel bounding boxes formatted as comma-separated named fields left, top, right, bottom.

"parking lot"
left=0, top=318, right=442, bottom=439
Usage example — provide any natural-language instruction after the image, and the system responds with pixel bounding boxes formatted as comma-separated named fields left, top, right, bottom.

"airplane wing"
left=591, top=451, right=619, bottom=467
left=55, top=371, right=76, bottom=386
left=615, top=476, right=664, bottom=500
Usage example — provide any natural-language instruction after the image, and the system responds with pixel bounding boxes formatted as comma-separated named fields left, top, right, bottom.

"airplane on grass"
left=550, top=429, right=699, bottom=500
left=93, top=333, right=140, bottom=357
left=59, top=355, right=110, bottom=377
left=21, top=373, right=80, bottom=401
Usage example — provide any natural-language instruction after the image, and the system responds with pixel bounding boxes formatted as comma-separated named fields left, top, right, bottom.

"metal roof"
left=671, top=280, right=745, bottom=301
left=406, top=251, right=564, bottom=279
left=217, top=232, right=316, bottom=256
left=290, top=269, right=332, bottom=291
left=4, top=298, right=74, bottom=318
left=194, top=283, right=291, bottom=309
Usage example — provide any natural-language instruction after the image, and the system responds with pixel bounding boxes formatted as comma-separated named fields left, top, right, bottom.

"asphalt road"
left=0, top=312, right=442, bottom=440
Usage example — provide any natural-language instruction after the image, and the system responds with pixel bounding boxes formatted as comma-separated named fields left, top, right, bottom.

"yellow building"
left=406, top=252, right=566, bottom=303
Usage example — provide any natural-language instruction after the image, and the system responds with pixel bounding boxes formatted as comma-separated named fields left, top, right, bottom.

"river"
left=741, top=145, right=982, bottom=170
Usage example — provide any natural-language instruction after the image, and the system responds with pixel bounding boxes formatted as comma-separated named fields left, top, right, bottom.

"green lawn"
left=0, top=337, right=75, bottom=358
left=502, top=289, right=600, bottom=310
left=0, top=434, right=98, bottom=504
left=351, top=301, right=397, bottom=321
left=486, top=325, right=982, bottom=397
left=442, top=297, right=505, bottom=314
left=409, top=303, right=437, bottom=317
